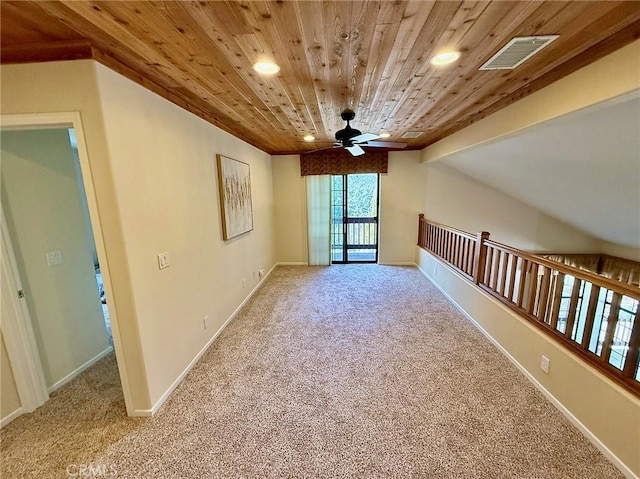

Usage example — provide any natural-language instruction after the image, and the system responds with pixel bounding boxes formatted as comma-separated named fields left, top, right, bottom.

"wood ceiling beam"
left=1, top=39, right=93, bottom=63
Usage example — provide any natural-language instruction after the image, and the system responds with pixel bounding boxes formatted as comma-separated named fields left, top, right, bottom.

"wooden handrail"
left=418, top=216, right=477, bottom=241
left=417, top=215, right=640, bottom=396
left=485, top=240, right=640, bottom=299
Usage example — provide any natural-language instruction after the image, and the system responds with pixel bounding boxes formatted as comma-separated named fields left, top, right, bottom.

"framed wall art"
left=216, top=154, right=253, bottom=240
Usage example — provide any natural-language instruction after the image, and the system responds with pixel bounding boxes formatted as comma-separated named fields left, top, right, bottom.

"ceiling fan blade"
left=350, top=132, right=380, bottom=143
left=305, top=145, right=340, bottom=154
left=365, top=141, right=407, bottom=148
left=345, top=144, right=365, bottom=156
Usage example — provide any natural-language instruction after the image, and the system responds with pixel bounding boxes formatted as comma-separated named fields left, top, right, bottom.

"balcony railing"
left=332, top=216, right=377, bottom=262
left=417, top=214, right=640, bottom=396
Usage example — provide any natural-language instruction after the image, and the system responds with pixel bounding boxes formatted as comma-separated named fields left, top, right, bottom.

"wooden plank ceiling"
left=2, top=1, right=640, bottom=154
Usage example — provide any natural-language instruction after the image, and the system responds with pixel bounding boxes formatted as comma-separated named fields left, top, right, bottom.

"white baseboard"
left=138, top=263, right=278, bottom=417
left=378, top=261, right=417, bottom=266
left=0, top=406, right=24, bottom=428
left=47, top=346, right=114, bottom=394
left=276, top=262, right=308, bottom=266
left=416, top=260, right=638, bottom=479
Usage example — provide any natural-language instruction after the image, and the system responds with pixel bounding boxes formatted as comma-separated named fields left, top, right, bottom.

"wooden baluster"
left=537, top=266, right=551, bottom=322
left=446, top=231, right=451, bottom=262
left=565, top=278, right=582, bottom=340
left=484, top=246, right=494, bottom=286
left=623, top=307, right=640, bottom=379
left=418, top=214, right=424, bottom=247
left=498, top=252, right=509, bottom=297
left=526, top=263, right=539, bottom=315
left=431, top=225, right=435, bottom=251
left=457, top=236, right=463, bottom=269
left=507, top=254, right=518, bottom=302
left=450, top=232, right=455, bottom=264
left=549, top=272, right=565, bottom=331
left=581, top=285, right=601, bottom=350
left=490, top=250, right=501, bottom=290
left=462, top=238, right=468, bottom=274
left=424, top=223, right=428, bottom=249
left=443, top=230, right=447, bottom=259
left=468, top=240, right=475, bottom=276
left=601, top=292, right=622, bottom=362
left=472, top=232, right=490, bottom=285
left=517, top=258, right=528, bottom=308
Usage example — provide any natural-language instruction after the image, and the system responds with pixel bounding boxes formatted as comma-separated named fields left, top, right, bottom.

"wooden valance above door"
left=300, top=149, right=388, bottom=176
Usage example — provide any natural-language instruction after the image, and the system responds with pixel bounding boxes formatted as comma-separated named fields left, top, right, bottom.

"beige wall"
left=272, top=155, right=307, bottom=263
left=416, top=247, right=640, bottom=477
left=1, top=129, right=109, bottom=389
left=1, top=333, right=21, bottom=421
left=379, top=151, right=428, bottom=263
left=93, top=63, right=276, bottom=407
left=602, top=242, right=640, bottom=262
left=271, top=152, right=427, bottom=264
left=424, top=162, right=602, bottom=253
left=1, top=60, right=276, bottom=414
left=1, top=60, right=151, bottom=413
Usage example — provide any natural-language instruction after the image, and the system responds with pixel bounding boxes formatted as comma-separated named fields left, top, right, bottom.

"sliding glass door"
left=331, top=173, right=379, bottom=263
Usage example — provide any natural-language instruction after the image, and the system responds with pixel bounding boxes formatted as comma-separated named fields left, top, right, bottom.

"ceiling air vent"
left=401, top=131, right=423, bottom=139
left=479, top=35, right=559, bottom=70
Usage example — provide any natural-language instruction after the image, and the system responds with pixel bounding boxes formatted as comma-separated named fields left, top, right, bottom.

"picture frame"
left=216, top=154, right=253, bottom=240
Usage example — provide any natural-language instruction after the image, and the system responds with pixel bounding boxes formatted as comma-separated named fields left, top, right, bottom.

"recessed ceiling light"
left=379, top=132, right=391, bottom=138
left=430, top=51, right=461, bottom=66
left=303, top=134, right=315, bottom=142
left=253, top=61, right=280, bottom=75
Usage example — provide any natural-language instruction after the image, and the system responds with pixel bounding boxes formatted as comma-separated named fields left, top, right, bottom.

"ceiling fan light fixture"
left=253, top=61, right=280, bottom=75
left=303, top=134, right=315, bottom=142
left=379, top=132, right=391, bottom=138
left=430, top=51, right=461, bottom=66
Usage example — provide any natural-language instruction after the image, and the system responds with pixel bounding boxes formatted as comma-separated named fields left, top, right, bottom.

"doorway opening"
left=68, top=129, right=113, bottom=347
left=1, top=120, right=125, bottom=424
left=331, top=173, right=379, bottom=263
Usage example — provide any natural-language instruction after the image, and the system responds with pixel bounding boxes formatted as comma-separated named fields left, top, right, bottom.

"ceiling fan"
left=314, top=109, right=407, bottom=156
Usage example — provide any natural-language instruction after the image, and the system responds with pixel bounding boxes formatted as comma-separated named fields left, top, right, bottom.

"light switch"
left=46, top=250, right=63, bottom=266
left=157, top=252, right=169, bottom=270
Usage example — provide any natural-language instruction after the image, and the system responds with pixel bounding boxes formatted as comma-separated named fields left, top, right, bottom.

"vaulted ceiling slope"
left=2, top=1, right=640, bottom=154
left=439, top=92, right=640, bottom=248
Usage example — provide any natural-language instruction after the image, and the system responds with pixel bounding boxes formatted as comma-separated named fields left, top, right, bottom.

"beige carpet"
left=1, top=265, right=624, bottom=478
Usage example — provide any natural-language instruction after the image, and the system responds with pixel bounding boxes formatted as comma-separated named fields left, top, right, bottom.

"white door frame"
left=1, top=209, right=49, bottom=416
left=0, top=111, right=133, bottom=415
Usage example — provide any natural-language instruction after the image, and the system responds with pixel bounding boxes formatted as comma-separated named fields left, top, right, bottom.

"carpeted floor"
left=1, top=265, right=624, bottom=478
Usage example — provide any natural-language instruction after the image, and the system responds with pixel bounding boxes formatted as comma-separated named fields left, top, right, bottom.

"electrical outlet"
left=258, top=268, right=265, bottom=278
left=157, top=252, right=169, bottom=270
left=203, top=315, right=209, bottom=330
left=242, top=278, right=246, bottom=288
left=540, top=355, right=550, bottom=374
left=433, top=267, right=438, bottom=276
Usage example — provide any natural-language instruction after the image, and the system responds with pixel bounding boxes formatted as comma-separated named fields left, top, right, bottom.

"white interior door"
left=1, top=210, right=49, bottom=418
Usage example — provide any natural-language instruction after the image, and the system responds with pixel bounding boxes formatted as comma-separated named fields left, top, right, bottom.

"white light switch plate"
left=46, top=250, right=62, bottom=266
left=157, top=252, right=169, bottom=270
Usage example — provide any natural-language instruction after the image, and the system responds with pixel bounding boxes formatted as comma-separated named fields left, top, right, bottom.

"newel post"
left=472, top=231, right=490, bottom=284
left=417, top=214, right=425, bottom=246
